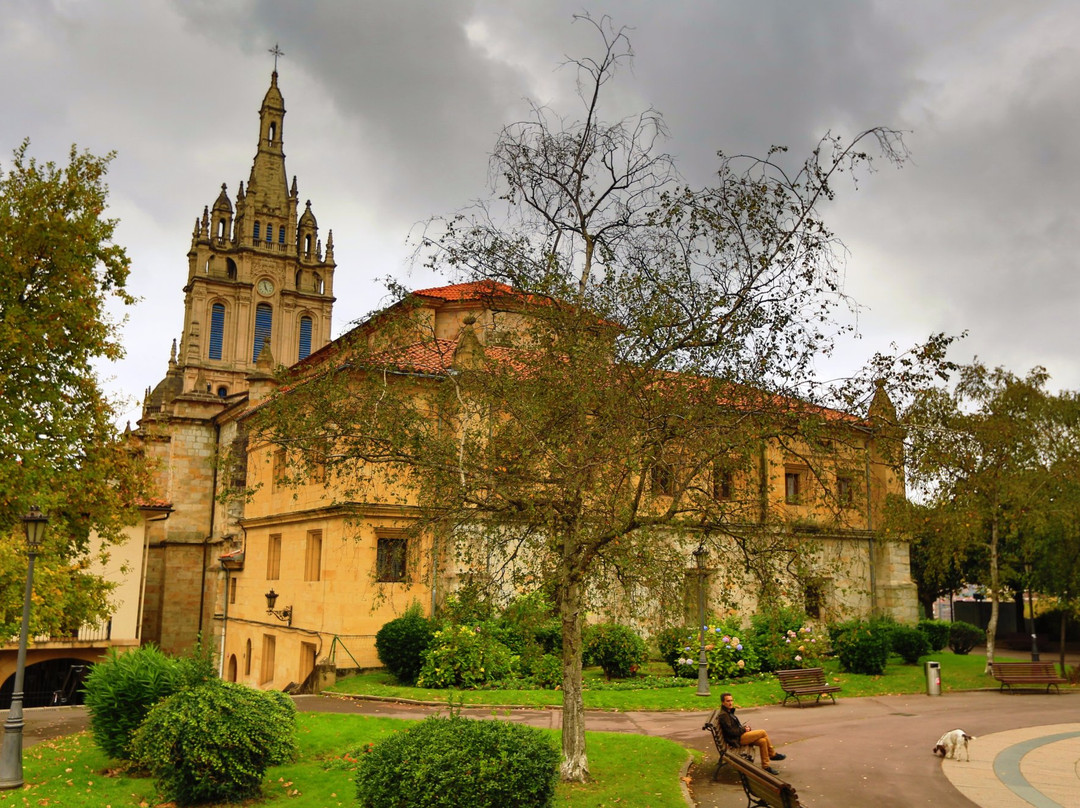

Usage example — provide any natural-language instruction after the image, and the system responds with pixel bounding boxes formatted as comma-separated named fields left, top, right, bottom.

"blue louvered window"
left=208, top=303, right=225, bottom=360
left=278, top=226, right=286, bottom=244
left=266, top=222, right=272, bottom=242
left=253, top=303, right=273, bottom=361
left=298, top=316, right=313, bottom=360
left=253, top=221, right=261, bottom=240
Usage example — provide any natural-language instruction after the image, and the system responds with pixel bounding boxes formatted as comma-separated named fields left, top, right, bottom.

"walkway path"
left=8, top=689, right=1079, bottom=807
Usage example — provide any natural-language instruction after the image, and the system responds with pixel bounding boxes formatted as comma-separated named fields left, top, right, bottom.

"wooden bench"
left=989, top=661, right=1067, bottom=693
left=724, top=748, right=803, bottom=808
left=703, top=709, right=756, bottom=781
left=776, top=667, right=841, bottom=707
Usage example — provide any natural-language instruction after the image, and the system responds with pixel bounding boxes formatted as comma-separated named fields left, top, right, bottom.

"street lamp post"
left=693, top=543, right=710, bottom=697
left=1023, top=563, right=1040, bottom=662
left=0, top=507, right=48, bottom=790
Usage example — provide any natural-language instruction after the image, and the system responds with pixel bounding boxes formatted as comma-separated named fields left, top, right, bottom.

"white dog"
left=933, top=729, right=975, bottom=761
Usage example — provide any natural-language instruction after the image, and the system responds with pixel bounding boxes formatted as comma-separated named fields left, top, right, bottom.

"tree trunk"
left=984, top=517, right=1000, bottom=674
left=559, top=575, right=589, bottom=782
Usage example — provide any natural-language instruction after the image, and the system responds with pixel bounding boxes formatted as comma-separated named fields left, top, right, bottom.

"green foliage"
left=917, top=619, right=952, bottom=651
left=0, top=140, right=148, bottom=630
left=749, top=608, right=830, bottom=671
left=355, top=714, right=559, bottom=808
left=948, top=621, right=984, bottom=655
left=375, top=604, right=435, bottom=684
left=131, top=680, right=297, bottom=806
left=583, top=623, right=648, bottom=679
left=654, top=626, right=688, bottom=672
left=83, top=645, right=182, bottom=760
left=417, top=624, right=515, bottom=688
left=890, top=624, right=931, bottom=664
left=830, top=620, right=890, bottom=675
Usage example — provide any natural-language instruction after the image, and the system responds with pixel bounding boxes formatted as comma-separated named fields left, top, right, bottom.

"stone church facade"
left=130, top=71, right=917, bottom=690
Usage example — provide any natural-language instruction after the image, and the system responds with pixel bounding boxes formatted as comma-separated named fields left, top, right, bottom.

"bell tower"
left=173, top=69, right=337, bottom=401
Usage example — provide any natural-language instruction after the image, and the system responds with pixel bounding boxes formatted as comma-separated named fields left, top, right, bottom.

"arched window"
left=244, top=639, right=252, bottom=676
left=265, top=224, right=272, bottom=243
left=208, top=303, right=225, bottom=360
left=226, top=258, right=237, bottom=279
left=217, top=219, right=226, bottom=238
left=313, top=273, right=324, bottom=294
left=304, top=234, right=312, bottom=257
left=268, top=122, right=276, bottom=144
left=217, top=386, right=229, bottom=398
left=253, top=303, right=273, bottom=361
left=253, top=221, right=261, bottom=241
left=298, top=316, right=313, bottom=360
left=278, top=226, right=286, bottom=244
left=295, top=269, right=303, bottom=290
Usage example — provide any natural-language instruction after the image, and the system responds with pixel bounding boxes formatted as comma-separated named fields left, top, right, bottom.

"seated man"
left=717, top=692, right=787, bottom=774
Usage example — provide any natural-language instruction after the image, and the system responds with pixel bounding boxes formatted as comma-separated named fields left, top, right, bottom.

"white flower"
left=795, top=655, right=803, bottom=662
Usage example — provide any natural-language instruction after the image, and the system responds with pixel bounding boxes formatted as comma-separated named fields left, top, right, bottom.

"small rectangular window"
left=272, top=447, right=287, bottom=491
left=267, top=533, right=281, bottom=581
left=650, top=462, right=675, bottom=496
left=260, top=634, right=276, bottom=685
left=713, top=466, right=733, bottom=501
left=229, top=576, right=237, bottom=604
left=377, top=537, right=407, bottom=583
left=253, top=303, right=273, bottom=361
left=785, top=470, right=801, bottom=504
left=305, top=530, right=322, bottom=582
left=837, top=476, right=854, bottom=507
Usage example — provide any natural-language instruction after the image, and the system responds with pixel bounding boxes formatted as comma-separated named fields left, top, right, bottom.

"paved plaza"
left=8, top=686, right=1080, bottom=806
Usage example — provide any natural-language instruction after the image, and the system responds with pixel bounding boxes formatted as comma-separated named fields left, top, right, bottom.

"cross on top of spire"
left=269, top=43, right=284, bottom=72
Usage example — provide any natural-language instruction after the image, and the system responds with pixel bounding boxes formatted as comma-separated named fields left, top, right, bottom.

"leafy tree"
left=0, top=140, right=147, bottom=637
left=250, top=16, right=941, bottom=781
left=902, top=363, right=1065, bottom=671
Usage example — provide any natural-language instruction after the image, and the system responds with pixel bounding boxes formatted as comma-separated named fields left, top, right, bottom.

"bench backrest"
left=990, top=662, right=1058, bottom=676
left=776, top=667, right=826, bottom=686
left=726, top=752, right=800, bottom=808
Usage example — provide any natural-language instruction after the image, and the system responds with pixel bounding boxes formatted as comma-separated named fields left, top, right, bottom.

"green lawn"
left=328, top=650, right=1041, bottom=710
left=1, top=713, right=691, bottom=808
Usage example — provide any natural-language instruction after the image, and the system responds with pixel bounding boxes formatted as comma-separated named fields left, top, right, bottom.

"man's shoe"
left=771, top=753, right=787, bottom=760
left=763, top=765, right=780, bottom=775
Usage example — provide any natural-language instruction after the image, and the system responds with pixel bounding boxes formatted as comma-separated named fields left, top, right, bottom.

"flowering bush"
left=673, top=621, right=759, bottom=680
left=416, top=624, right=515, bottom=688
left=772, top=624, right=831, bottom=669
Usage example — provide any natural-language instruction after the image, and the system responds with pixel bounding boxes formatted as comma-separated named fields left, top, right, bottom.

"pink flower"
left=794, top=655, right=803, bottom=662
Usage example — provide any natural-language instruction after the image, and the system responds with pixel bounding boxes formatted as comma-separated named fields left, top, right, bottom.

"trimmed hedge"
left=890, top=624, right=931, bottom=664
left=83, top=645, right=183, bottom=760
left=830, top=620, right=890, bottom=675
left=917, top=619, right=951, bottom=652
left=584, top=623, right=648, bottom=679
left=131, top=680, right=298, bottom=806
left=355, top=714, right=559, bottom=808
left=375, top=605, right=435, bottom=684
left=948, top=621, right=983, bottom=655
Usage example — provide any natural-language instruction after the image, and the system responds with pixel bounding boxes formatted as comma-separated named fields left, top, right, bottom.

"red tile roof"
left=412, top=280, right=516, bottom=302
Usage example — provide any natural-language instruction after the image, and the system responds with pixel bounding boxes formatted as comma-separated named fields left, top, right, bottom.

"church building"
left=135, top=69, right=336, bottom=656
left=128, top=71, right=918, bottom=691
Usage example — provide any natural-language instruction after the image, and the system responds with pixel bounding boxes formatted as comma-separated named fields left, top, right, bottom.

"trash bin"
left=925, top=660, right=941, bottom=696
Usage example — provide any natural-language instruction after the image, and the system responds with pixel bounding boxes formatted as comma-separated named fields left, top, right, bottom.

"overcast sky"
left=4, top=1, right=1079, bottom=424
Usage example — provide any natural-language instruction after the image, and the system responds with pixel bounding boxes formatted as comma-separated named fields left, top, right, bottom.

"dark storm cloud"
left=2, top=0, right=1079, bottom=418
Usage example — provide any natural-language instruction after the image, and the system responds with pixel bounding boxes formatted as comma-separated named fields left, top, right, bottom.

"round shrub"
left=131, top=680, right=298, bottom=806
left=355, top=714, right=559, bottom=808
left=375, top=605, right=435, bottom=684
left=83, top=645, right=183, bottom=760
left=702, top=622, right=760, bottom=679
left=417, top=625, right=515, bottom=688
left=890, top=624, right=931, bottom=664
left=917, top=619, right=951, bottom=652
left=948, top=621, right=984, bottom=655
left=654, top=626, right=688, bottom=673
left=830, top=620, right=890, bottom=675
left=749, top=607, right=806, bottom=672
left=583, top=623, right=648, bottom=679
